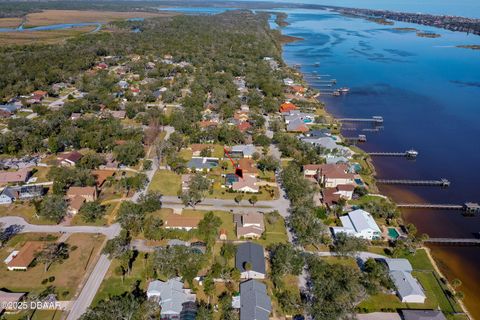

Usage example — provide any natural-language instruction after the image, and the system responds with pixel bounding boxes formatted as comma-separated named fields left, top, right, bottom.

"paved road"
left=0, top=216, right=121, bottom=239
left=131, top=126, right=174, bottom=203
left=66, top=254, right=111, bottom=320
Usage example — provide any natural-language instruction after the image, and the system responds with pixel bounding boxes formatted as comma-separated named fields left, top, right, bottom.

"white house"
left=332, top=209, right=381, bottom=240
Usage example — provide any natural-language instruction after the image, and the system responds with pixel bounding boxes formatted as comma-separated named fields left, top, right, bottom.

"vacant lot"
left=0, top=203, right=56, bottom=225
left=23, top=10, right=177, bottom=27
left=148, top=169, right=181, bottom=196
left=0, top=233, right=105, bottom=300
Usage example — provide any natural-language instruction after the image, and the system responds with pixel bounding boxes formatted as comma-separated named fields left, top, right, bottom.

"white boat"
left=339, top=87, right=350, bottom=93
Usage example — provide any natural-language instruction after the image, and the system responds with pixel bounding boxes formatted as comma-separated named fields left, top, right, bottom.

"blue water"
left=0, top=22, right=102, bottom=33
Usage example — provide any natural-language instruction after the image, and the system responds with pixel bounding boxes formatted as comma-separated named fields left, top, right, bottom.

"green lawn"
left=0, top=203, right=57, bottom=225
left=256, top=214, right=288, bottom=246
left=148, top=169, right=181, bottom=196
left=93, top=252, right=150, bottom=305
left=0, top=233, right=105, bottom=300
left=358, top=249, right=463, bottom=315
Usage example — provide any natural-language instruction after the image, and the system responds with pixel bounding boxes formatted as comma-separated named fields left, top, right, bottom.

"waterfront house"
left=401, top=310, right=447, bottom=320
left=236, top=242, right=266, bottom=279
left=6, top=241, right=44, bottom=271
left=240, top=279, right=272, bottom=320
left=331, top=209, right=381, bottom=240
left=390, top=270, right=426, bottom=303
left=236, top=212, right=265, bottom=239
left=321, top=184, right=355, bottom=207
left=286, top=118, right=309, bottom=132
left=380, top=258, right=427, bottom=304
left=146, top=278, right=197, bottom=319
left=303, top=163, right=355, bottom=188
left=279, top=102, right=297, bottom=113
left=187, top=157, right=219, bottom=172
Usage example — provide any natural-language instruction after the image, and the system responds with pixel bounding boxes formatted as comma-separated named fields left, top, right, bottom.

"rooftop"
left=236, top=242, right=266, bottom=274
left=240, top=279, right=272, bottom=320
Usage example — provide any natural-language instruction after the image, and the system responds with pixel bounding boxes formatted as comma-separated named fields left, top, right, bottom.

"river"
left=275, top=8, right=480, bottom=319
left=164, top=5, right=480, bottom=316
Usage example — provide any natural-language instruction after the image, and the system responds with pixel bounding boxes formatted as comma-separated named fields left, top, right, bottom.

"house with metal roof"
left=240, top=279, right=272, bottom=320
left=383, top=258, right=413, bottom=272
left=389, top=270, right=426, bottom=303
left=331, top=209, right=381, bottom=240
left=146, top=278, right=197, bottom=319
left=401, top=310, right=447, bottom=320
left=236, top=242, right=266, bottom=279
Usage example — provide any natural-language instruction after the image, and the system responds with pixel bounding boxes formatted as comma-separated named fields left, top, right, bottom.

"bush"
left=48, top=276, right=55, bottom=282
left=41, top=278, right=48, bottom=285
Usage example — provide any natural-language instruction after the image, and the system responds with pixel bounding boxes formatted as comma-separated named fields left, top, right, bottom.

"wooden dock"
left=397, top=202, right=480, bottom=213
left=397, top=203, right=462, bottom=210
left=369, top=150, right=418, bottom=158
left=338, top=116, right=384, bottom=124
left=377, top=179, right=450, bottom=187
left=425, top=238, right=480, bottom=245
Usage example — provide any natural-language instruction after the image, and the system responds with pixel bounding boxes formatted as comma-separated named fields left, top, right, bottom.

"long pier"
left=377, top=178, right=450, bottom=187
left=338, top=116, right=384, bottom=124
left=397, top=202, right=480, bottom=213
left=369, top=150, right=418, bottom=158
left=425, top=238, right=480, bottom=245
left=397, top=203, right=462, bottom=210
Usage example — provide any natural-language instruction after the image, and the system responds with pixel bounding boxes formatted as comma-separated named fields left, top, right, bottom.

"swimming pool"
left=388, top=227, right=400, bottom=240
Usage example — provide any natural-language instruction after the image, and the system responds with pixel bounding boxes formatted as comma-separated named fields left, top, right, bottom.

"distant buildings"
left=236, top=242, right=266, bottom=279
left=332, top=209, right=381, bottom=240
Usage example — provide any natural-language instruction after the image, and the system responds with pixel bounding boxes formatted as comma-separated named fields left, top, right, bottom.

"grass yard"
left=148, top=169, right=181, bottom=196
left=255, top=214, right=288, bottom=246
left=0, top=203, right=57, bottom=225
left=93, top=252, right=151, bottom=306
left=31, top=166, right=50, bottom=183
left=0, top=233, right=105, bottom=300
left=4, top=310, right=63, bottom=320
left=358, top=248, right=463, bottom=315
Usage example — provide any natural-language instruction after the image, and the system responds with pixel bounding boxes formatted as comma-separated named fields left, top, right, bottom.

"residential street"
left=0, top=216, right=121, bottom=239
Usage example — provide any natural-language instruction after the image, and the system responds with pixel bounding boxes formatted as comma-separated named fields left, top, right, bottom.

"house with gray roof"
left=146, top=278, right=196, bottom=319
left=186, top=157, right=219, bottom=171
left=401, top=310, right=447, bottom=320
left=240, top=279, right=272, bottom=320
left=229, top=145, right=256, bottom=158
left=384, top=258, right=413, bottom=272
left=390, top=270, right=426, bottom=304
left=236, top=242, right=266, bottom=279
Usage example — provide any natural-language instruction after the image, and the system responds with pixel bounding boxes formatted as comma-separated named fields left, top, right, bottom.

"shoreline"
left=276, top=23, right=472, bottom=318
